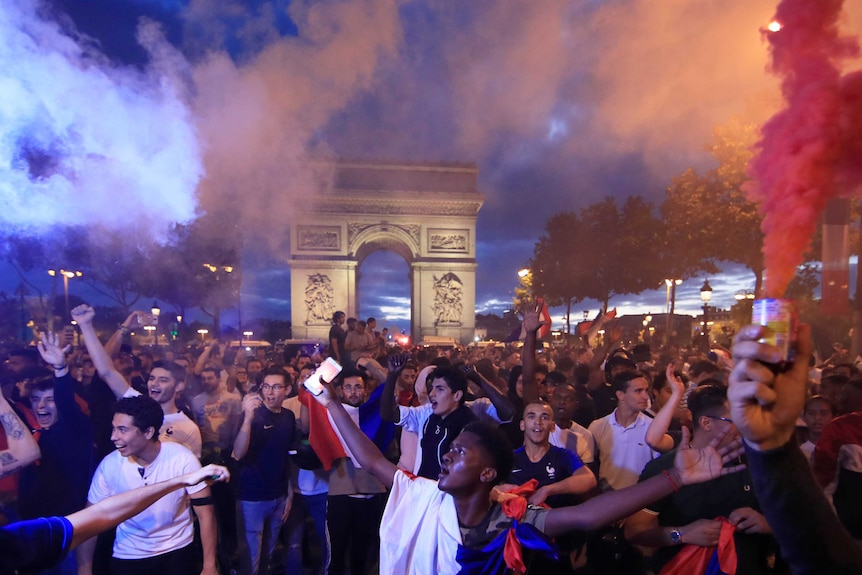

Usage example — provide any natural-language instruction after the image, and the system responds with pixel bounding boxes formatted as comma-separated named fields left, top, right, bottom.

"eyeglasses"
left=705, top=415, right=734, bottom=424
left=260, top=384, right=286, bottom=392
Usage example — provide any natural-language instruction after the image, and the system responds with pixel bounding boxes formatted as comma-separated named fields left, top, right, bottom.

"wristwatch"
left=669, top=528, right=682, bottom=545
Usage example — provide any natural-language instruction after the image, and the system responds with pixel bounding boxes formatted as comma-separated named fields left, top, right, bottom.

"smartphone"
left=303, top=357, right=343, bottom=396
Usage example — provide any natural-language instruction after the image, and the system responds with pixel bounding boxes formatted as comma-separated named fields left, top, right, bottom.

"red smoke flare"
left=744, top=0, right=862, bottom=298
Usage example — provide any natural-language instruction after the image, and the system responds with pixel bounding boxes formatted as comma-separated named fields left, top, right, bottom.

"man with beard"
left=326, top=368, right=389, bottom=575
left=73, top=305, right=201, bottom=457
left=232, top=367, right=296, bottom=575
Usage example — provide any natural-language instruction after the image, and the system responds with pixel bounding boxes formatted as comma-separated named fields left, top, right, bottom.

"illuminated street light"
left=767, top=20, right=782, bottom=32
left=197, top=328, right=209, bottom=343
left=734, top=290, right=755, bottom=301
left=664, top=278, right=682, bottom=345
left=48, top=268, right=83, bottom=323
left=700, top=279, right=713, bottom=353
left=518, top=268, right=530, bottom=278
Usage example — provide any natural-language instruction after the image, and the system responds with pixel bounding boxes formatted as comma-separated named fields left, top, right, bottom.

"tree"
left=531, top=196, right=665, bottom=332
left=661, top=119, right=764, bottom=292
left=150, top=213, right=242, bottom=335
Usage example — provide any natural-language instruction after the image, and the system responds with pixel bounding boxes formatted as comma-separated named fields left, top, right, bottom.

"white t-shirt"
left=88, top=442, right=206, bottom=559
left=123, top=388, right=202, bottom=458
left=549, top=421, right=595, bottom=464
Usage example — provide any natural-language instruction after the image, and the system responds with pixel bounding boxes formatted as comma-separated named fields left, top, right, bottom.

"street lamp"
left=202, top=263, right=236, bottom=335
left=518, top=268, right=530, bottom=279
left=197, top=328, right=209, bottom=343
left=700, top=279, right=713, bottom=353
left=48, top=269, right=82, bottom=323
left=664, top=278, right=682, bottom=344
left=734, top=290, right=755, bottom=301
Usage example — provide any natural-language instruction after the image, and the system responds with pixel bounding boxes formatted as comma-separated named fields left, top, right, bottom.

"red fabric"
left=538, top=301, right=552, bottom=339
left=659, top=518, right=738, bottom=575
left=296, top=387, right=346, bottom=471
left=500, top=479, right=549, bottom=573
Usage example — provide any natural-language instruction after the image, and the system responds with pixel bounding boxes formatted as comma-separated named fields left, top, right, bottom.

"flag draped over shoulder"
left=659, top=518, right=738, bottom=575
left=456, top=479, right=558, bottom=575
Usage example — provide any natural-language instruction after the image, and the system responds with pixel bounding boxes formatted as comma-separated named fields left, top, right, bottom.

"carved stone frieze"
left=297, top=226, right=341, bottom=251
left=428, top=229, right=469, bottom=252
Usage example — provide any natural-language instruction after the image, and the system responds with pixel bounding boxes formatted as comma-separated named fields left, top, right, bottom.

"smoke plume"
left=745, top=0, right=862, bottom=298
left=0, top=1, right=202, bottom=240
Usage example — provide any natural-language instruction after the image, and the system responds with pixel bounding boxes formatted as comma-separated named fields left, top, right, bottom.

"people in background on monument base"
left=5, top=298, right=862, bottom=575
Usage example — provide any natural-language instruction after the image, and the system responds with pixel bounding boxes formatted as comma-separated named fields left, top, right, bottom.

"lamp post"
left=197, top=328, right=209, bottom=343
left=664, top=278, right=682, bottom=344
left=48, top=269, right=82, bottom=324
left=642, top=313, right=652, bottom=343
left=202, top=263, right=235, bottom=336
left=700, top=279, right=713, bottom=353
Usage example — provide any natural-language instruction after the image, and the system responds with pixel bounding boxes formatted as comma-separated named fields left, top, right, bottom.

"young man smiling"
left=308, top=377, right=744, bottom=574
left=77, top=396, right=217, bottom=575
left=73, top=304, right=202, bottom=458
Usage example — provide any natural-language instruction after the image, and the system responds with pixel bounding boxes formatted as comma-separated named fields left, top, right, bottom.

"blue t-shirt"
left=0, top=516, right=73, bottom=574
left=508, top=445, right=584, bottom=508
left=236, top=407, right=295, bottom=501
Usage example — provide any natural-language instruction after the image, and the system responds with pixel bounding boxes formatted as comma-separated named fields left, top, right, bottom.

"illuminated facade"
left=288, top=159, right=483, bottom=345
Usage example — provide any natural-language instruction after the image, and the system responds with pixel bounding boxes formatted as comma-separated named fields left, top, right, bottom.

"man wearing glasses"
left=626, top=384, right=777, bottom=574
left=232, top=367, right=296, bottom=575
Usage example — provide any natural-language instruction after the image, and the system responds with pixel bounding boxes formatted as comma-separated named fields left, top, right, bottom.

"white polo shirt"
left=88, top=442, right=205, bottom=559
left=588, top=410, right=658, bottom=490
left=549, top=421, right=595, bottom=464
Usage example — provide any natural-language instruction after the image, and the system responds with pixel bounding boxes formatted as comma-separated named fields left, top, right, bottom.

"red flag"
left=296, top=387, right=346, bottom=471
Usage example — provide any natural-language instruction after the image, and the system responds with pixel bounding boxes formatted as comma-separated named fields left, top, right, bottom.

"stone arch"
left=288, top=159, right=483, bottom=345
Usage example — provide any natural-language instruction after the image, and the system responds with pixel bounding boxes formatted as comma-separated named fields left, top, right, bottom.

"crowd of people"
left=1, top=302, right=861, bottom=575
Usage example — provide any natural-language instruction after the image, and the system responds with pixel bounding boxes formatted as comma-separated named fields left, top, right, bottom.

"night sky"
left=3, top=0, right=861, bottom=335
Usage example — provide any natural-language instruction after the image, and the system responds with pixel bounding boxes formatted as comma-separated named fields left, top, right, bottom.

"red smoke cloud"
left=745, top=0, right=862, bottom=298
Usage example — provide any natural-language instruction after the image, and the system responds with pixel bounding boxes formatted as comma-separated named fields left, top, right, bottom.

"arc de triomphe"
left=288, top=160, right=483, bottom=345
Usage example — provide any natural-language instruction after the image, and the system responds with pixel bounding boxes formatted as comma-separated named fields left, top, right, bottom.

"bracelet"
left=52, top=364, right=68, bottom=371
left=117, top=324, right=130, bottom=335
left=663, top=469, right=680, bottom=492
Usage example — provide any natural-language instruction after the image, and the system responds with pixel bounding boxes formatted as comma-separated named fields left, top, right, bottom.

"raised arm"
left=645, top=363, right=685, bottom=453
left=71, top=305, right=132, bottom=399
left=729, top=323, right=862, bottom=575
left=312, top=382, right=396, bottom=489
left=520, top=299, right=548, bottom=405
left=379, top=354, right=407, bottom=423
left=466, top=367, right=515, bottom=422
left=194, top=340, right=219, bottom=376
left=0, top=391, right=40, bottom=478
left=103, top=311, right=142, bottom=359
left=232, top=393, right=262, bottom=461
left=69, top=464, right=229, bottom=550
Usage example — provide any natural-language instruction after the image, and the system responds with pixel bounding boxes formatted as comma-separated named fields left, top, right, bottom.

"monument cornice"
left=303, top=194, right=483, bottom=217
